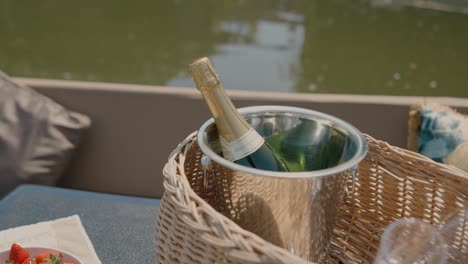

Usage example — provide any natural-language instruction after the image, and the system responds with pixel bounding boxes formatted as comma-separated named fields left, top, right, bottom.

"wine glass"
left=439, top=209, right=467, bottom=263
left=374, top=218, right=448, bottom=264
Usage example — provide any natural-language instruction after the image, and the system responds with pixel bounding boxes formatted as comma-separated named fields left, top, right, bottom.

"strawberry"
left=35, top=252, right=49, bottom=263
left=35, top=252, right=58, bottom=263
left=20, top=258, right=35, bottom=264
left=8, top=243, right=30, bottom=264
left=35, top=252, right=62, bottom=264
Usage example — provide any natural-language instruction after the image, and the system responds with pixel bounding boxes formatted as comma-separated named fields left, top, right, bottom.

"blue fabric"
left=418, top=106, right=465, bottom=162
left=0, top=185, right=161, bottom=263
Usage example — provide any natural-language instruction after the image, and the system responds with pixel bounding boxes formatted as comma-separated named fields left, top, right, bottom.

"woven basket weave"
left=155, top=132, right=467, bottom=264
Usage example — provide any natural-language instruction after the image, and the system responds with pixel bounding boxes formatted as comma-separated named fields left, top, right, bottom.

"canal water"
left=0, top=0, right=467, bottom=97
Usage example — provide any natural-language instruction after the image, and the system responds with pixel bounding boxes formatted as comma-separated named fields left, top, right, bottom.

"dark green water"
left=1, top=0, right=467, bottom=97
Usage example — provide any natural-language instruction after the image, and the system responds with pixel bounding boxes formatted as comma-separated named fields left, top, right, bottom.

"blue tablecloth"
left=0, top=185, right=161, bottom=263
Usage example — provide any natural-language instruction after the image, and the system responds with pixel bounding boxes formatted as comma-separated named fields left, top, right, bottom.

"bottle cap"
left=188, top=57, right=220, bottom=89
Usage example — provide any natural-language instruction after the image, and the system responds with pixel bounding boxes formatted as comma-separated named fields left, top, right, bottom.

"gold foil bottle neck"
left=188, top=57, right=220, bottom=90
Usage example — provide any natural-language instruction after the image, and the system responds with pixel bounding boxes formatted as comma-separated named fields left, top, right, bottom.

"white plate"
left=0, top=247, right=82, bottom=263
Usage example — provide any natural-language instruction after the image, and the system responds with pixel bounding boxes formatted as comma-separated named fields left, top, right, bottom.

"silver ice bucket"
left=196, top=105, right=367, bottom=262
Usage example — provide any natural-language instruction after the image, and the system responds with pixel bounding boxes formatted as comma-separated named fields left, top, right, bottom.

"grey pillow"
left=0, top=72, right=91, bottom=196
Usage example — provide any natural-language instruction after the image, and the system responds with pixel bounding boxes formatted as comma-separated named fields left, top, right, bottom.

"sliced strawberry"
left=35, top=252, right=49, bottom=263
left=20, top=258, right=35, bottom=264
left=35, top=252, right=59, bottom=263
left=8, top=243, right=30, bottom=264
left=35, top=252, right=62, bottom=264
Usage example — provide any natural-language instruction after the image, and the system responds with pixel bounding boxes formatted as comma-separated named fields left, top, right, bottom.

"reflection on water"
left=0, top=0, right=467, bottom=97
left=168, top=19, right=304, bottom=92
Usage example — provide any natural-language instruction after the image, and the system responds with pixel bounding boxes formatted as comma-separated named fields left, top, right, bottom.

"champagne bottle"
left=188, top=57, right=289, bottom=172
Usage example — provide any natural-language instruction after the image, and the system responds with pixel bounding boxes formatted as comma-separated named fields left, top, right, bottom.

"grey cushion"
left=0, top=72, right=91, bottom=196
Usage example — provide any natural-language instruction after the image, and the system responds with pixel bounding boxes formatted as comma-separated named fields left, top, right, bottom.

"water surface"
left=0, top=0, right=467, bottom=97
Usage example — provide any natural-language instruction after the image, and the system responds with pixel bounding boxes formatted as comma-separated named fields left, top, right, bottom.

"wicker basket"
left=155, top=132, right=467, bottom=264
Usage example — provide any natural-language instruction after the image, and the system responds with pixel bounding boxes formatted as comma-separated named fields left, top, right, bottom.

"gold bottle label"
left=219, top=128, right=264, bottom=161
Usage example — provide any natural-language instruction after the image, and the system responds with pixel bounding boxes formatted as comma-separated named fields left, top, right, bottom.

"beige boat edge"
left=13, top=77, right=468, bottom=199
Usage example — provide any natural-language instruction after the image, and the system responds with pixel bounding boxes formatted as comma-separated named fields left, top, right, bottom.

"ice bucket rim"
left=197, top=105, right=368, bottom=178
